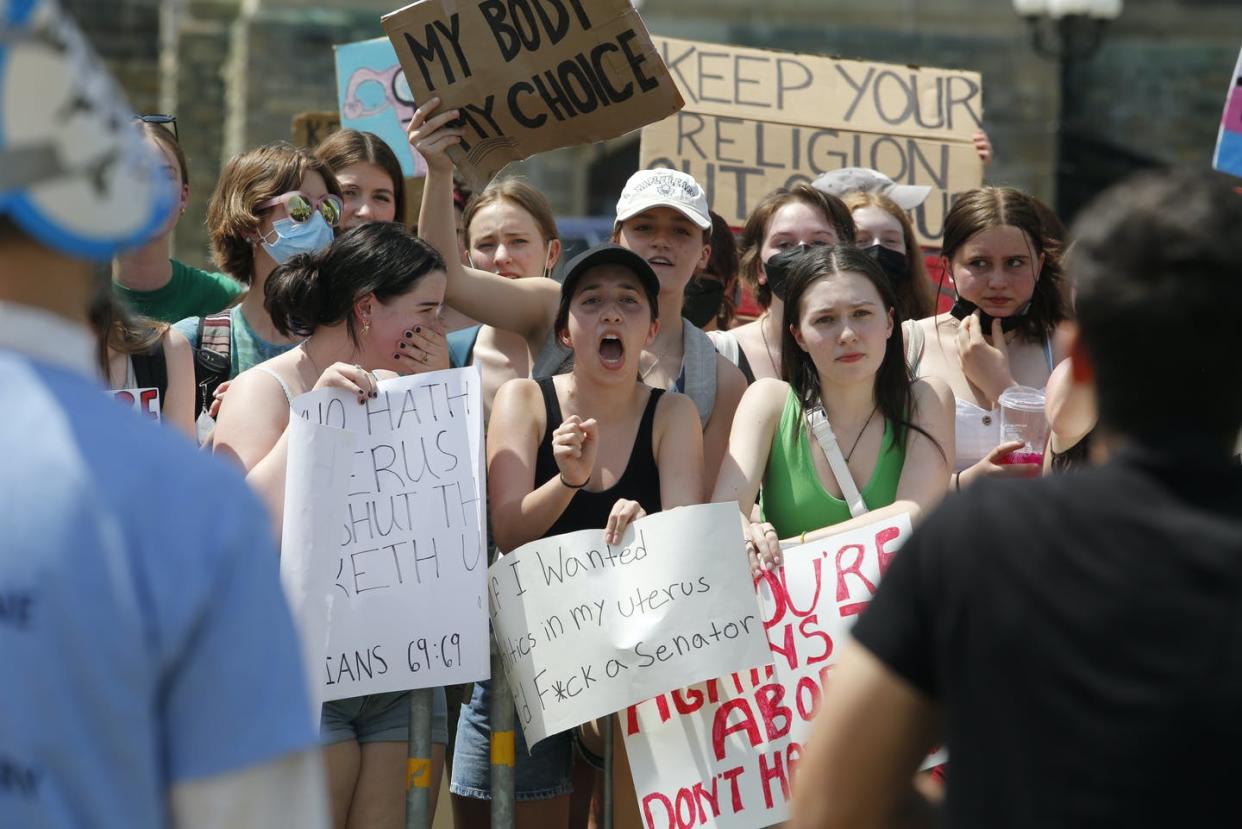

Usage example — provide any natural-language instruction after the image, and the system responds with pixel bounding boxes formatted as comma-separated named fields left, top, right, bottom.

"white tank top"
left=906, top=320, right=1054, bottom=471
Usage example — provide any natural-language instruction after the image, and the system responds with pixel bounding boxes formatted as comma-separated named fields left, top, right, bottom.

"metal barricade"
left=404, top=633, right=616, bottom=829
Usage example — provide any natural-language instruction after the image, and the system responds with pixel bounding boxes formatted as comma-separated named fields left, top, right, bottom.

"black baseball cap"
left=559, top=243, right=661, bottom=319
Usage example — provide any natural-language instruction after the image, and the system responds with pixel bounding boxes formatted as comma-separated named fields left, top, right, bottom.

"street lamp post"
left=1013, top=0, right=1123, bottom=220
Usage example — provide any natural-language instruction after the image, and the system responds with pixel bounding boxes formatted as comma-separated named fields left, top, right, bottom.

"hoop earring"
left=361, top=320, right=371, bottom=337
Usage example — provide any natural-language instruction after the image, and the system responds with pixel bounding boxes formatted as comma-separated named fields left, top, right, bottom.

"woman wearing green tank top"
left=712, top=246, right=955, bottom=577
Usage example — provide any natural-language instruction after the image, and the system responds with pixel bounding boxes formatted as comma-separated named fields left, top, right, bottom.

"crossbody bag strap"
left=805, top=404, right=869, bottom=519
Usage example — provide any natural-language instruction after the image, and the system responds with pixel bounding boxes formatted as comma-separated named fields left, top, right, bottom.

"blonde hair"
left=843, top=191, right=935, bottom=321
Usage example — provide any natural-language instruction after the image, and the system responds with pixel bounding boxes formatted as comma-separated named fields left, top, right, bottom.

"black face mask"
left=764, top=244, right=814, bottom=301
left=682, top=277, right=725, bottom=328
left=863, top=243, right=909, bottom=287
left=949, top=297, right=1032, bottom=334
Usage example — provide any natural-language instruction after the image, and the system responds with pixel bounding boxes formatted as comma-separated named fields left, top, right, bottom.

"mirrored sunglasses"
left=259, top=191, right=343, bottom=227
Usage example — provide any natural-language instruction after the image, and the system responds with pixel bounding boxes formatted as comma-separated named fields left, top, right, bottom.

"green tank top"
left=760, top=389, right=906, bottom=539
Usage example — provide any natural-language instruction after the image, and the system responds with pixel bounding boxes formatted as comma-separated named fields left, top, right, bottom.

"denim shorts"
left=449, top=679, right=572, bottom=801
left=320, top=688, right=448, bottom=745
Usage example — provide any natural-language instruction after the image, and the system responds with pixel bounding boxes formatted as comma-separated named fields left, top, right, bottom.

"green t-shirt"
left=113, top=259, right=244, bottom=323
left=760, top=389, right=906, bottom=538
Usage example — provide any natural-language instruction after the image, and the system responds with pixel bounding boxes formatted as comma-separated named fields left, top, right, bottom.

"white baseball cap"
left=811, top=167, right=931, bottom=212
left=615, top=169, right=711, bottom=230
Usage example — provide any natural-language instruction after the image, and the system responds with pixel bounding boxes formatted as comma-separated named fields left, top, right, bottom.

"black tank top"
left=534, top=377, right=663, bottom=537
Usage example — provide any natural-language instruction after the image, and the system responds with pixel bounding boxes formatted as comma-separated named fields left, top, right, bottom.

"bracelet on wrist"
left=560, top=472, right=590, bottom=490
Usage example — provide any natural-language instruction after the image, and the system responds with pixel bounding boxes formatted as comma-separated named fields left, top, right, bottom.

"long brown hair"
left=314, top=129, right=407, bottom=224
left=738, top=184, right=855, bottom=309
left=89, top=290, right=167, bottom=381
left=780, top=246, right=943, bottom=460
left=941, top=187, right=1069, bottom=340
left=843, top=191, right=935, bottom=321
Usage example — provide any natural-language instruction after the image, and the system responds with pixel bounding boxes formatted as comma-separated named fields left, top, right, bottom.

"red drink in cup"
left=998, top=386, right=1048, bottom=473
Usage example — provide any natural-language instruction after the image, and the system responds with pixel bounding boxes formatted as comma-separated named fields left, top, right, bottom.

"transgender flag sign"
left=1213, top=46, right=1242, bottom=178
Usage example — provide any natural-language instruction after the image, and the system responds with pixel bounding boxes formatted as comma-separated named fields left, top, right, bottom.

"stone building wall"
left=67, top=0, right=1242, bottom=267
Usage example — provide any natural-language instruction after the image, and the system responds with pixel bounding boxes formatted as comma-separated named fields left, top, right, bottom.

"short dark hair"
left=265, top=222, right=444, bottom=342
left=1072, top=168, right=1242, bottom=446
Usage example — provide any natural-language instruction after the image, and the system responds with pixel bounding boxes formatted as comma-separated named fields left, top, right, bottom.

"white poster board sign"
left=281, top=366, right=488, bottom=703
left=622, top=513, right=914, bottom=829
left=489, top=502, right=771, bottom=747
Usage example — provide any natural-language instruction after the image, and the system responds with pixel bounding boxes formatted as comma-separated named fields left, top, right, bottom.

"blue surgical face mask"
left=260, top=212, right=334, bottom=264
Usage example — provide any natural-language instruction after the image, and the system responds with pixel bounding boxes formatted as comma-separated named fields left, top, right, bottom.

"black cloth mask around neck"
left=949, top=297, right=1033, bottom=333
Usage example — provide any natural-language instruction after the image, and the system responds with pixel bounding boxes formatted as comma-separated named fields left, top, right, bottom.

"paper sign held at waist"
left=488, top=502, right=771, bottom=748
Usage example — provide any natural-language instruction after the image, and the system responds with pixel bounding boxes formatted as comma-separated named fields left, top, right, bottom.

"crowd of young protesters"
left=16, top=9, right=1240, bottom=826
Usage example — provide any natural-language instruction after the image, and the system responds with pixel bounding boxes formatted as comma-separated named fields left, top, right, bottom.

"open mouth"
left=647, top=256, right=674, bottom=268
left=599, top=334, right=625, bottom=369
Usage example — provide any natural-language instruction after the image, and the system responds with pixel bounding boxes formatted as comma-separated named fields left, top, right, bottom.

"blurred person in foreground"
left=0, top=3, right=326, bottom=827
left=792, top=168, right=1242, bottom=829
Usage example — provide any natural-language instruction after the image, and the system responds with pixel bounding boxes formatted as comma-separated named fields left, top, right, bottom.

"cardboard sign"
left=292, top=111, right=341, bottom=149
left=488, top=502, right=771, bottom=747
left=623, top=513, right=913, bottom=829
left=335, top=36, right=427, bottom=178
left=382, top=0, right=684, bottom=188
left=640, top=37, right=984, bottom=245
left=1213, top=46, right=1242, bottom=178
left=280, top=367, right=489, bottom=703
left=111, top=387, right=161, bottom=421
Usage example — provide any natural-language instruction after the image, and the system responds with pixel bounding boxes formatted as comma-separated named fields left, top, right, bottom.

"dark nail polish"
left=399, top=342, right=406, bottom=349
left=393, top=352, right=401, bottom=359
left=371, top=391, right=378, bottom=398
left=415, top=326, right=422, bottom=334
left=404, top=330, right=413, bottom=339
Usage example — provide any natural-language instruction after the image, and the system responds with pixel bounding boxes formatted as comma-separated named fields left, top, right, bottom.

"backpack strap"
left=680, top=320, right=717, bottom=427
left=805, top=404, right=869, bottom=519
left=192, top=312, right=234, bottom=419
left=130, top=344, right=168, bottom=404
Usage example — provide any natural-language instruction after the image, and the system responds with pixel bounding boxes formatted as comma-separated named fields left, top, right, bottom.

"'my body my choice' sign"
left=640, top=37, right=984, bottom=245
left=383, top=0, right=683, bottom=187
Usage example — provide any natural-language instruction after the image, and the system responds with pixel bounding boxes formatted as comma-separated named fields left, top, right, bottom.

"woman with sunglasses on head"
left=477, top=243, right=703, bottom=829
left=212, top=222, right=448, bottom=829
left=710, top=185, right=856, bottom=385
left=904, top=187, right=1071, bottom=488
left=112, top=119, right=245, bottom=323
left=712, top=245, right=953, bottom=576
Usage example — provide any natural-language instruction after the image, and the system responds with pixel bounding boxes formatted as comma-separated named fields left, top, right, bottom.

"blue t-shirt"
left=0, top=352, right=316, bottom=828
